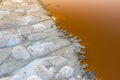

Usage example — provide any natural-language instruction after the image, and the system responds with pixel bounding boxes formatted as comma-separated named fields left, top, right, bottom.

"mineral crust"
left=0, top=0, right=96, bottom=80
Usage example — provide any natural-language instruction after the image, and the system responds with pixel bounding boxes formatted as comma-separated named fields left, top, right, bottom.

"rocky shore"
left=0, top=0, right=96, bottom=80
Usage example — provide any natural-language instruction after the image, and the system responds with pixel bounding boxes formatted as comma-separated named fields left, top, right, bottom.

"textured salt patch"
left=11, top=46, right=30, bottom=60
left=59, top=66, right=74, bottom=78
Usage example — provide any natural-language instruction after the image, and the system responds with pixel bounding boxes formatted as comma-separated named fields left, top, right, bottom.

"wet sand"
left=43, top=0, right=120, bottom=80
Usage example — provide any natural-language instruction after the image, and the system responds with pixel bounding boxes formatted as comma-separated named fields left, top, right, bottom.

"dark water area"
left=42, top=0, right=120, bottom=80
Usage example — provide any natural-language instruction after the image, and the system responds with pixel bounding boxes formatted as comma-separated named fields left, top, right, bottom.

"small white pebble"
left=77, top=75, right=82, bottom=80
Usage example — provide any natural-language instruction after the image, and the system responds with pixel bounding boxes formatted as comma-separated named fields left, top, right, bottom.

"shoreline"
left=0, top=0, right=96, bottom=80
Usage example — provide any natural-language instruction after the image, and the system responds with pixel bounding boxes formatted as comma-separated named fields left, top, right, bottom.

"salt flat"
left=0, top=0, right=95, bottom=80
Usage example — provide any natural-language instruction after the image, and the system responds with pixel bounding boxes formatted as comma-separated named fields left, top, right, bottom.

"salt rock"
left=28, top=33, right=46, bottom=41
left=28, top=42, right=54, bottom=57
left=25, top=16, right=35, bottom=24
left=34, top=65, right=54, bottom=80
left=0, top=31, right=21, bottom=48
left=17, top=26, right=34, bottom=35
left=11, top=46, right=30, bottom=60
left=32, top=23, right=46, bottom=29
left=59, top=66, right=74, bottom=78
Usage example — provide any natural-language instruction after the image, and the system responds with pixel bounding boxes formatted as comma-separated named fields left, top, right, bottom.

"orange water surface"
left=42, top=0, right=120, bottom=80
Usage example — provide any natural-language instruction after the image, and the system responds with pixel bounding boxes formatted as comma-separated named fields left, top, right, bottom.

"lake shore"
left=0, top=0, right=96, bottom=80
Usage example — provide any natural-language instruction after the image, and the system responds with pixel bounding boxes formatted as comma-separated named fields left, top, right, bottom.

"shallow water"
left=42, top=0, right=120, bottom=80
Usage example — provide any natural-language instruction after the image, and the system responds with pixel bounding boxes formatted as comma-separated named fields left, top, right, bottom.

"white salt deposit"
left=32, top=23, right=46, bottom=29
left=0, top=10, right=10, bottom=15
left=59, top=66, right=74, bottom=78
left=12, top=46, right=30, bottom=60
left=12, top=0, right=23, bottom=3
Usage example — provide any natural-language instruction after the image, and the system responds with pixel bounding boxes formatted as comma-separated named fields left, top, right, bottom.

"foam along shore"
left=0, top=0, right=96, bottom=80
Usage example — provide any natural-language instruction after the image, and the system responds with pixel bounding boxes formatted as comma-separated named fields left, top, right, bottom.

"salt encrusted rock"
left=28, top=33, right=46, bottom=41
left=34, top=65, right=54, bottom=80
left=0, top=30, right=21, bottom=48
left=17, top=25, right=34, bottom=35
left=27, top=41, right=54, bottom=57
left=11, top=46, right=30, bottom=60
left=8, top=56, right=68, bottom=80
left=59, top=66, right=74, bottom=78
left=0, top=0, right=93, bottom=80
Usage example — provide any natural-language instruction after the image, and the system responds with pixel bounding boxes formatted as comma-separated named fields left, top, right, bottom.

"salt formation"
left=0, top=0, right=96, bottom=80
